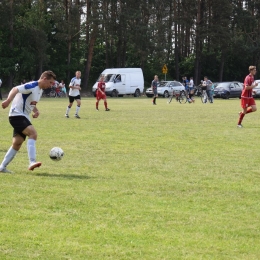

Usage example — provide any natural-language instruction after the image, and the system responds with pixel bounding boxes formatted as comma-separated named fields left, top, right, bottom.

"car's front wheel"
left=163, top=91, right=169, bottom=98
left=224, top=92, right=230, bottom=99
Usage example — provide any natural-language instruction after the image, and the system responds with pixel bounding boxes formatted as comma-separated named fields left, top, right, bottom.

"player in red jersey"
left=237, top=66, right=258, bottom=127
left=96, top=76, right=110, bottom=111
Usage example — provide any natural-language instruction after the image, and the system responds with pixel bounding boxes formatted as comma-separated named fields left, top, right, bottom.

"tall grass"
left=0, top=97, right=260, bottom=259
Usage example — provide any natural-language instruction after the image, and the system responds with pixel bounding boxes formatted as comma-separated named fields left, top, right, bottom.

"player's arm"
left=32, top=103, right=39, bottom=118
left=245, top=80, right=258, bottom=90
left=1, top=87, right=19, bottom=109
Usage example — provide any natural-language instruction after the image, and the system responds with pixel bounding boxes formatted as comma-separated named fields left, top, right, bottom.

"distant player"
left=96, top=76, right=110, bottom=111
left=237, top=65, right=258, bottom=128
left=151, top=75, right=159, bottom=105
left=65, top=71, right=81, bottom=119
left=0, top=71, right=56, bottom=173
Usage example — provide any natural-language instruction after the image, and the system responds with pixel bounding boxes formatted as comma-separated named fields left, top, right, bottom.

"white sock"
left=76, top=106, right=80, bottom=115
left=66, top=106, right=71, bottom=115
left=27, top=139, right=36, bottom=164
left=0, top=146, right=18, bottom=169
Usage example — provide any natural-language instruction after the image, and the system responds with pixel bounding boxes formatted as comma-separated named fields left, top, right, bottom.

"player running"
left=96, top=76, right=110, bottom=111
left=237, top=65, right=258, bottom=128
left=65, top=71, right=82, bottom=118
left=0, top=71, right=56, bottom=173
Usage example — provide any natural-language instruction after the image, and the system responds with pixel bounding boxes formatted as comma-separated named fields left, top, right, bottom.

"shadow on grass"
left=34, top=173, right=93, bottom=179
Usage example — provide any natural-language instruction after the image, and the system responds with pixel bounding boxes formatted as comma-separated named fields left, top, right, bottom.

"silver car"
left=253, top=80, right=260, bottom=98
left=146, top=81, right=185, bottom=98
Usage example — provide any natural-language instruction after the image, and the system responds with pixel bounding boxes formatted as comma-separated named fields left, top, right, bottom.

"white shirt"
left=9, top=81, right=42, bottom=121
left=189, top=79, right=194, bottom=88
left=69, top=77, right=81, bottom=96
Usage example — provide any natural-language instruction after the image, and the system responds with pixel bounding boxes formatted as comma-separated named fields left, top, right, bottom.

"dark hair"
left=40, top=70, right=56, bottom=80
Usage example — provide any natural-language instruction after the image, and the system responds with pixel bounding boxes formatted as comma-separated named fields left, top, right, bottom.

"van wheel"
left=134, top=89, right=141, bottom=97
left=111, top=90, right=118, bottom=97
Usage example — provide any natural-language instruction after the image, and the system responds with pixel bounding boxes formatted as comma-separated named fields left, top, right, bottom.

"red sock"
left=104, top=101, right=107, bottom=109
left=238, top=112, right=245, bottom=125
left=96, top=101, right=98, bottom=109
left=247, top=107, right=253, bottom=113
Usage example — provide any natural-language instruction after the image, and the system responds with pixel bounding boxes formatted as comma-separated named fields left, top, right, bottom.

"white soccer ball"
left=49, top=147, right=64, bottom=161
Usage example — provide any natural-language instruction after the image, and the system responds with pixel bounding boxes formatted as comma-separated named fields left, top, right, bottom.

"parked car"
left=252, top=80, right=260, bottom=98
left=146, top=81, right=185, bottom=98
left=213, top=82, right=243, bottom=99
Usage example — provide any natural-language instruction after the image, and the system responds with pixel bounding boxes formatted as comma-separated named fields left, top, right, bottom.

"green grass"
left=0, top=96, right=260, bottom=259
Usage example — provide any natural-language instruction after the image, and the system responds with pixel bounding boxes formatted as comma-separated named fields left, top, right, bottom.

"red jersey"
left=97, top=81, right=106, bottom=92
left=241, top=74, right=254, bottom=98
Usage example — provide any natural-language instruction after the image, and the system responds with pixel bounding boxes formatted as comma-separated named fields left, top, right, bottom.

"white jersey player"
left=0, top=71, right=56, bottom=173
left=65, top=71, right=82, bottom=119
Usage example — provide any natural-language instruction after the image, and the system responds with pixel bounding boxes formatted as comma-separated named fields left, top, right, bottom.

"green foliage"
left=1, top=1, right=260, bottom=87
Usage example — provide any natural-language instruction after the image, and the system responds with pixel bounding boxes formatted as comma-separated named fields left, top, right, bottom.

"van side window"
left=115, top=74, right=121, bottom=83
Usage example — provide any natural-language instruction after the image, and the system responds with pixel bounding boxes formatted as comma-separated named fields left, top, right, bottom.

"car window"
left=159, top=82, right=167, bottom=87
left=173, top=82, right=182, bottom=86
left=215, top=82, right=231, bottom=89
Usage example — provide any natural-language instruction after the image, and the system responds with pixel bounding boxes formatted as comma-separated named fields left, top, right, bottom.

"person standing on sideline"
left=59, top=80, right=67, bottom=97
left=0, top=71, right=56, bottom=173
left=189, top=77, right=194, bottom=89
left=0, top=78, right=2, bottom=100
left=237, top=66, right=258, bottom=128
left=96, top=76, right=110, bottom=111
left=152, top=75, right=159, bottom=105
left=204, top=76, right=213, bottom=103
left=65, top=71, right=81, bottom=118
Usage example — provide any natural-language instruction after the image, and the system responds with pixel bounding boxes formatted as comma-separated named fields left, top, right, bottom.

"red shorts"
left=241, top=97, right=256, bottom=109
left=96, top=93, right=106, bottom=100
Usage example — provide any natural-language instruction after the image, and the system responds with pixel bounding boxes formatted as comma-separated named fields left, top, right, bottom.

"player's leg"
left=104, top=96, right=110, bottom=111
left=75, top=96, right=81, bottom=118
left=0, top=134, right=23, bottom=173
left=246, top=98, right=257, bottom=113
left=96, top=96, right=100, bottom=110
left=237, top=98, right=248, bottom=127
left=22, top=125, right=41, bottom=170
left=65, top=96, right=74, bottom=118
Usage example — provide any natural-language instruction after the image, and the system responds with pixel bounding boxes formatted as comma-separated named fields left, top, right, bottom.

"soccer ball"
left=49, top=147, right=64, bottom=161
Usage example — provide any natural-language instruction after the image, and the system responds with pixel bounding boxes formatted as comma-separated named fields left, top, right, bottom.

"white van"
left=92, top=68, right=144, bottom=97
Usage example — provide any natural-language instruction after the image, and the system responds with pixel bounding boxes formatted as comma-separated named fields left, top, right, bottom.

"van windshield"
left=98, top=74, right=114, bottom=82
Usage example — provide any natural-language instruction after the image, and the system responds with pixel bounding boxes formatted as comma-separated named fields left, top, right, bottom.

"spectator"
left=59, top=80, right=67, bottom=97
left=204, top=76, right=213, bottom=103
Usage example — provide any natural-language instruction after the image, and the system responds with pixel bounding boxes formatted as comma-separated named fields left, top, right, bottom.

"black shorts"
left=69, top=95, right=81, bottom=103
left=9, top=116, right=31, bottom=140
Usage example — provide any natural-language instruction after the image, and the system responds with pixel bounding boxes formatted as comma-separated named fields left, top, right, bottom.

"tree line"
left=0, top=0, right=260, bottom=90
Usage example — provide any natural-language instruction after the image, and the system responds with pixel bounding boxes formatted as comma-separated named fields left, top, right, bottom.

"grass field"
left=0, top=96, right=260, bottom=259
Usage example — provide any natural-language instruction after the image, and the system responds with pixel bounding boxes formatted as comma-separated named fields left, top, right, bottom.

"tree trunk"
left=7, top=0, right=14, bottom=88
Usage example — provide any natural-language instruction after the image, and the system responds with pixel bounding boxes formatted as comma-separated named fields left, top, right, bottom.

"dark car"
left=213, top=82, right=243, bottom=99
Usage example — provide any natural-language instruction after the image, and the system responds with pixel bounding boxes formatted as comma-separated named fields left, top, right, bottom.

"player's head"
left=76, top=71, right=81, bottom=78
left=39, top=70, right=56, bottom=89
left=249, top=66, right=257, bottom=75
left=154, top=75, right=158, bottom=80
left=204, top=76, right=208, bottom=80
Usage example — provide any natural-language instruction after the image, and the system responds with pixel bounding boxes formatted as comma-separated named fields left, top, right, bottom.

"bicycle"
left=168, top=90, right=187, bottom=104
left=42, top=87, right=56, bottom=98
